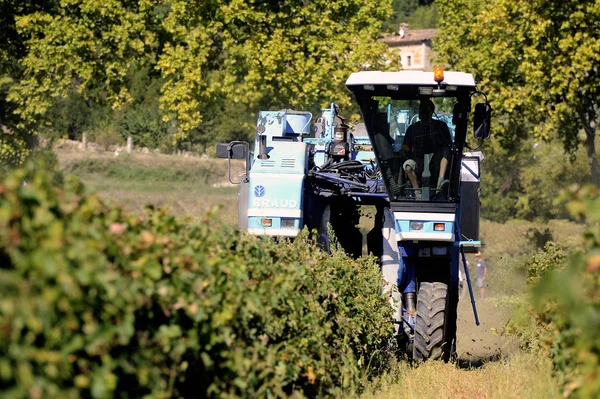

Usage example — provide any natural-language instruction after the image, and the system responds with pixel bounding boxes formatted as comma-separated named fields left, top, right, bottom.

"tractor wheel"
left=413, top=282, right=454, bottom=362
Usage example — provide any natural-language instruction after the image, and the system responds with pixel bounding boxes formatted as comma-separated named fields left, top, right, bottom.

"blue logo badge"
left=254, top=185, right=266, bottom=197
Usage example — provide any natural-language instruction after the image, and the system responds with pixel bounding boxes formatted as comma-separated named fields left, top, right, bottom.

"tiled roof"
left=381, top=28, right=439, bottom=46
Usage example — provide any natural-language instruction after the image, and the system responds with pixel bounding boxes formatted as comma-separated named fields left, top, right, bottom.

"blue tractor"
left=217, top=68, right=491, bottom=361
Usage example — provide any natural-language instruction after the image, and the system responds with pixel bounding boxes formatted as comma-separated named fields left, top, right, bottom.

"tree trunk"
left=578, top=104, right=600, bottom=186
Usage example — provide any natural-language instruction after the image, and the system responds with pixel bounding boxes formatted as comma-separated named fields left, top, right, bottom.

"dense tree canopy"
left=384, top=0, right=438, bottom=31
left=4, top=0, right=597, bottom=223
left=0, top=0, right=59, bottom=167
left=5, top=0, right=392, bottom=152
left=435, top=0, right=600, bottom=185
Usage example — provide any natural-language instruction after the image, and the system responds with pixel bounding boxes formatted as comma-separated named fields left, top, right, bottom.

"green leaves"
left=521, top=186, right=600, bottom=398
left=4, top=0, right=393, bottom=155
left=0, top=161, right=393, bottom=397
left=3, top=0, right=162, bottom=162
left=157, top=0, right=392, bottom=137
left=436, top=0, right=600, bottom=183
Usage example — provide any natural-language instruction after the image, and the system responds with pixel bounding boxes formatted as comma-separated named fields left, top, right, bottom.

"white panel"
left=346, top=71, right=476, bottom=87
left=381, top=208, right=401, bottom=334
left=247, top=228, right=299, bottom=237
left=247, top=209, right=302, bottom=218
left=396, top=232, right=455, bottom=242
left=458, top=240, right=482, bottom=247
left=249, top=173, right=305, bottom=180
left=381, top=208, right=400, bottom=289
left=463, top=151, right=484, bottom=160
left=461, top=158, right=481, bottom=182
left=393, top=212, right=456, bottom=222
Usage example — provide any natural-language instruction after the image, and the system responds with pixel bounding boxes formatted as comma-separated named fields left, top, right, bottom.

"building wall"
left=388, top=42, right=433, bottom=71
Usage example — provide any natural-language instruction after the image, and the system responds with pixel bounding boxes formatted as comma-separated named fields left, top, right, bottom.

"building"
left=381, top=24, right=438, bottom=71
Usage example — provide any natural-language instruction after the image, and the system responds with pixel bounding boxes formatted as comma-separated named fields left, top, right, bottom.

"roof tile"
left=381, top=28, right=439, bottom=45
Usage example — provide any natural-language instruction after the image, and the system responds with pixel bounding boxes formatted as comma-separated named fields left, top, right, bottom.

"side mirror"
left=473, top=103, right=491, bottom=139
left=216, top=142, right=247, bottom=159
left=216, top=141, right=250, bottom=185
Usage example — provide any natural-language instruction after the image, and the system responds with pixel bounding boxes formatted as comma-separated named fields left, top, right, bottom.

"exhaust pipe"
left=258, top=134, right=269, bottom=159
left=404, top=292, right=416, bottom=314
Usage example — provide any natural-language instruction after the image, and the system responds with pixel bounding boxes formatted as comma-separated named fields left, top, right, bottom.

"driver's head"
left=419, top=99, right=435, bottom=122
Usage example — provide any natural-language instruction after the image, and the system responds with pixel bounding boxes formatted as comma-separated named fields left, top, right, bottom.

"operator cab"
left=346, top=69, right=487, bottom=211
left=382, top=98, right=457, bottom=202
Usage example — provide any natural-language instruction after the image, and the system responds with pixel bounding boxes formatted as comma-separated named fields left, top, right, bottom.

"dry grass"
left=480, top=219, right=584, bottom=262
left=56, top=149, right=245, bottom=173
left=475, top=218, right=585, bottom=297
left=55, top=150, right=243, bottom=224
left=361, top=352, right=560, bottom=399
left=82, top=177, right=240, bottom=224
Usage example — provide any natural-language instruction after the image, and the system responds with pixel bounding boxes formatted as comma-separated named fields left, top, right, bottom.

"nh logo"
left=254, top=185, right=265, bottom=197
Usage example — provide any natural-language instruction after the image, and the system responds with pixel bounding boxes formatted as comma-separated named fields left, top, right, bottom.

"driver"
left=401, top=99, right=452, bottom=196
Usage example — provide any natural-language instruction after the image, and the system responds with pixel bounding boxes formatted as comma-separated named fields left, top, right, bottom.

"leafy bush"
left=0, top=162, right=393, bottom=398
left=524, top=227, right=553, bottom=249
left=44, top=90, right=94, bottom=142
left=479, top=137, right=523, bottom=223
left=516, top=186, right=600, bottom=398
left=524, top=241, right=566, bottom=284
left=89, top=120, right=123, bottom=151
left=516, top=142, right=590, bottom=221
left=119, top=102, right=170, bottom=150
left=485, top=228, right=560, bottom=297
left=0, top=131, right=31, bottom=170
left=480, top=137, right=590, bottom=223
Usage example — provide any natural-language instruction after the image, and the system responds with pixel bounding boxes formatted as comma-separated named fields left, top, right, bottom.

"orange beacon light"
left=433, top=66, right=444, bottom=83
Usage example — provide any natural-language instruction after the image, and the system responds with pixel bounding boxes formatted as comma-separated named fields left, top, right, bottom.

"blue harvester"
left=217, top=68, right=491, bottom=361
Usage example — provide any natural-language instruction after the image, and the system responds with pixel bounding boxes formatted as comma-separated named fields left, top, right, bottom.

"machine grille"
left=260, top=160, right=275, bottom=167
left=281, top=158, right=296, bottom=168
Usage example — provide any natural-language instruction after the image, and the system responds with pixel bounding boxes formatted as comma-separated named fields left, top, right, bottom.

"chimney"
left=399, top=22, right=408, bottom=38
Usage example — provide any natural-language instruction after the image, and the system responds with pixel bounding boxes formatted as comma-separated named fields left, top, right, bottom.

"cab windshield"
left=364, top=98, right=457, bottom=203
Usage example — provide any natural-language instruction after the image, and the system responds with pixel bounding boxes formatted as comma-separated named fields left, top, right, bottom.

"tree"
left=157, top=0, right=392, bottom=138
left=8, top=0, right=393, bottom=150
left=435, top=0, right=600, bottom=185
left=0, top=0, right=59, bottom=166
left=118, top=64, right=170, bottom=149
left=516, top=140, right=590, bottom=220
left=384, top=0, right=418, bottom=31
left=384, top=0, right=438, bottom=31
left=9, top=0, right=161, bottom=130
left=408, top=4, right=438, bottom=29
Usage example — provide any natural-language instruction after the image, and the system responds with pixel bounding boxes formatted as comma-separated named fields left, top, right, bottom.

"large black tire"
left=413, top=282, right=454, bottom=361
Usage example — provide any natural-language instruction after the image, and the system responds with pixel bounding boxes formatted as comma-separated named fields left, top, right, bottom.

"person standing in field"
left=475, top=252, right=487, bottom=300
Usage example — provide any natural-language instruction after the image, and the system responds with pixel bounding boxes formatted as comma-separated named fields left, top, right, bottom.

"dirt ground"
left=456, top=292, right=518, bottom=364
left=358, top=210, right=519, bottom=364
